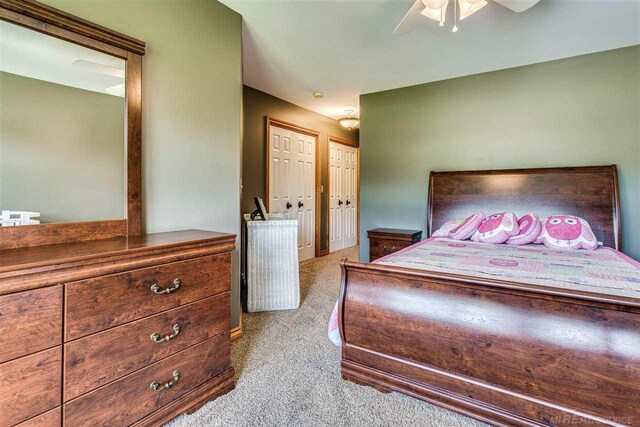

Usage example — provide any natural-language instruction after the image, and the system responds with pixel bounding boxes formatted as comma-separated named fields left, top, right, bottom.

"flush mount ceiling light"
left=313, top=91, right=324, bottom=98
left=338, top=110, right=359, bottom=131
left=394, top=0, right=540, bottom=35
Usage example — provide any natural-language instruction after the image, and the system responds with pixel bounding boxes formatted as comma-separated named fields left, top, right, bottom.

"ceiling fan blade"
left=105, top=83, right=125, bottom=97
left=72, top=59, right=125, bottom=78
left=393, top=0, right=426, bottom=36
left=492, top=0, right=541, bottom=13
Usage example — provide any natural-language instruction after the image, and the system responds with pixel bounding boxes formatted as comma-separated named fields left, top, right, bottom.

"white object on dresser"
left=244, top=214, right=300, bottom=312
left=0, top=210, right=41, bottom=226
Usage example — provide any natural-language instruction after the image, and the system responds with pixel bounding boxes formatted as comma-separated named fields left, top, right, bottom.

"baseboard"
left=231, top=311, right=243, bottom=341
left=132, top=367, right=235, bottom=427
left=230, top=325, right=242, bottom=341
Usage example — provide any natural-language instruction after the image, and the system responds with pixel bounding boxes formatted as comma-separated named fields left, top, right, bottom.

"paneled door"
left=329, top=139, right=358, bottom=253
left=268, top=123, right=316, bottom=262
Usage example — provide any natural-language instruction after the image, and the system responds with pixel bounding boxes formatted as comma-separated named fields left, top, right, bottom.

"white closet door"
left=268, top=126, right=293, bottom=216
left=330, top=141, right=358, bottom=253
left=294, top=132, right=315, bottom=262
left=269, top=125, right=315, bottom=262
left=343, top=145, right=358, bottom=248
left=329, top=142, right=344, bottom=252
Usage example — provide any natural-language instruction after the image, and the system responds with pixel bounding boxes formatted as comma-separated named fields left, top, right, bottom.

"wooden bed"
left=338, top=165, right=639, bottom=427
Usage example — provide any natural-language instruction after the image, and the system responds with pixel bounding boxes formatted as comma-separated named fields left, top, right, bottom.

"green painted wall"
left=43, top=0, right=243, bottom=327
left=360, top=46, right=640, bottom=261
left=0, top=71, right=125, bottom=223
left=242, top=85, right=358, bottom=252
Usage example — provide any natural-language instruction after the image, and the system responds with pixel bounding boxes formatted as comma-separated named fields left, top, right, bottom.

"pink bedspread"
left=328, top=238, right=640, bottom=346
left=377, top=237, right=640, bottom=298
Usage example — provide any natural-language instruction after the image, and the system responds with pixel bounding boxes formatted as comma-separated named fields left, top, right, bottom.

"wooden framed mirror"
left=0, top=0, right=145, bottom=250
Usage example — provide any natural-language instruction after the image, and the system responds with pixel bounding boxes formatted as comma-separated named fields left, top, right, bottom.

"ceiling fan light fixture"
left=458, top=0, right=488, bottom=20
left=338, top=110, right=359, bottom=131
left=420, top=0, right=449, bottom=22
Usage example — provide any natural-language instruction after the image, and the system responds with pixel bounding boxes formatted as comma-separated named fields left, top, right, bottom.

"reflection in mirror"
left=0, top=20, right=126, bottom=225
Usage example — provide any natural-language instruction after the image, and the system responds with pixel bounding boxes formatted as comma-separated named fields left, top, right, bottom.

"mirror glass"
left=0, top=20, right=126, bottom=226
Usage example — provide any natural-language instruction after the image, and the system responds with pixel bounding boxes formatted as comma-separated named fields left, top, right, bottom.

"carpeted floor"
left=167, top=247, right=484, bottom=427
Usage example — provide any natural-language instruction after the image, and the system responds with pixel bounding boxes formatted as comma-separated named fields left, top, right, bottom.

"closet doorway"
left=328, top=136, right=359, bottom=253
left=266, top=118, right=320, bottom=262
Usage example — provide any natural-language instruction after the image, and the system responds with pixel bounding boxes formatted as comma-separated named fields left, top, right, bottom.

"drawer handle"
left=150, top=278, right=181, bottom=295
left=150, top=324, right=181, bottom=344
left=383, top=245, right=396, bottom=253
left=150, top=370, right=180, bottom=392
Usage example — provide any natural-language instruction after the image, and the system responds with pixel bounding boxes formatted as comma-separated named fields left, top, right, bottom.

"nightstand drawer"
left=64, top=292, right=230, bottom=401
left=368, top=228, right=422, bottom=262
left=64, top=334, right=230, bottom=427
left=65, top=254, right=231, bottom=340
left=370, top=238, right=413, bottom=260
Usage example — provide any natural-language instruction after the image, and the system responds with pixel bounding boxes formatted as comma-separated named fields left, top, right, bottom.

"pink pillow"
left=432, top=218, right=464, bottom=237
left=536, top=215, right=598, bottom=250
left=448, top=213, right=485, bottom=240
left=506, top=213, right=542, bottom=246
left=471, top=212, right=519, bottom=244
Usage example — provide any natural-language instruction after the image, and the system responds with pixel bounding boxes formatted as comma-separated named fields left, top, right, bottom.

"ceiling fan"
left=394, top=0, right=541, bottom=35
left=72, top=59, right=126, bottom=97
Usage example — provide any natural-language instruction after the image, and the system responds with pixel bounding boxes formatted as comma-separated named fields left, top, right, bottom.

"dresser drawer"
left=64, top=334, right=230, bottom=426
left=64, top=292, right=231, bottom=401
left=15, top=407, right=61, bottom=427
left=0, top=286, right=62, bottom=364
left=0, top=347, right=62, bottom=426
left=65, top=254, right=231, bottom=340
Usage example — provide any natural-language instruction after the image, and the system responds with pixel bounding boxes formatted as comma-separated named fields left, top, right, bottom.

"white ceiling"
left=221, top=0, right=640, bottom=119
left=0, top=20, right=125, bottom=97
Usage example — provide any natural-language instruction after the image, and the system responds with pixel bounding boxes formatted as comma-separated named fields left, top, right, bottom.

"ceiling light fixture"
left=338, top=110, right=359, bottom=131
left=394, top=0, right=540, bottom=36
left=313, top=91, right=324, bottom=98
left=416, top=0, right=514, bottom=33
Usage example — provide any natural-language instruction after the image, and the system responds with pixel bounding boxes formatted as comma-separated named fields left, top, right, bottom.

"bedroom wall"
left=360, top=45, right=640, bottom=261
left=242, top=85, right=359, bottom=253
left=44, top=0, right=243, bottom=327
left=0, top=71, right=125, bottom=223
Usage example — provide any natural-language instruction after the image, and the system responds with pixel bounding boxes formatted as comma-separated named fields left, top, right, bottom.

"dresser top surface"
left=0, top=229, right=235, bottom=274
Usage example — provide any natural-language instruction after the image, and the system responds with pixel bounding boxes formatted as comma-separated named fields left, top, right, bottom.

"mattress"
left=376, top=237, right=640, bottom=300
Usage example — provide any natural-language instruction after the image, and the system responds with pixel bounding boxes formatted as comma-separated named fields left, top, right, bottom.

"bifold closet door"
left=268, top=125, right=315, bottom=262
left=330, top=141, right=358, bottom=253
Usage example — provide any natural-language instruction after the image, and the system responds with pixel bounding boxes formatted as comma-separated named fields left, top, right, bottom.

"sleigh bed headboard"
left=427, top=165, right=621, bottom=250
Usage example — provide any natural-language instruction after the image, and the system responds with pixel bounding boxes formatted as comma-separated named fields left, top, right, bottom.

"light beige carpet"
left=167, top=247, right=484, bottom=427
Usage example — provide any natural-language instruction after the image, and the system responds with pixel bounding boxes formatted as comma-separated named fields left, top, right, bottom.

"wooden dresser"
left=0, top=230, right=235, bottom=427
left=367, top=228, right=422, bottom=262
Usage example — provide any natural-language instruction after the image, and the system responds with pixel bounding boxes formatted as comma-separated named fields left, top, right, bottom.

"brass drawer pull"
left=150, top=278, right=181, bottom=295
left=150, top=370, right=180, bottom=392
left=383, top=245, right=396, bottom=253
left=150, top=324, right=181, bottom=343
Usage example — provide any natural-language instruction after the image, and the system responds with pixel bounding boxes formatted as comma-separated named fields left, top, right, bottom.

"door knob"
left=346, top=200, right=351, bottom=206
left=286, top=202, right=292, bottom=209
left=298, top=201, right=304, bottom=208
left=338, top=200, right=343, bottom=206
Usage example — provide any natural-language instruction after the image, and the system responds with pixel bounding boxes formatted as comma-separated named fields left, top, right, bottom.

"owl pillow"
left=433, top=218, right=465, bottom=237
left=505, top=213, right=542, bottom=246
left=448, top=212, right=485, bottom=240
left=471, top=212, right=519, bottom=244
left=535, top=215, right=598, bottom=251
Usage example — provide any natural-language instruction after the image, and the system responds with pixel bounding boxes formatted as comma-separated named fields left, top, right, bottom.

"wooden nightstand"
left=367, top=228, right=422, bottom=262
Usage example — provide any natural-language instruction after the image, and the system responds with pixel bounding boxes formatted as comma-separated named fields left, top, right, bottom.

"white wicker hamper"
left=245, top=215, right=300, bottom=312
